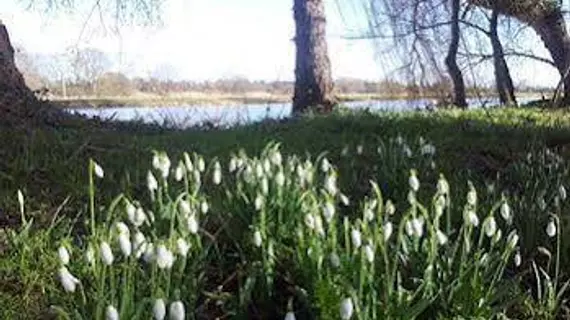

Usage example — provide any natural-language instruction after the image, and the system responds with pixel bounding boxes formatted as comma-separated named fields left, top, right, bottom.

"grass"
left=1, top=105, right=570, bottom=319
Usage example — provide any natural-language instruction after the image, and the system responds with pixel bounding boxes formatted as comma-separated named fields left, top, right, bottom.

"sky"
left=0, top=0, right=562, bottom=87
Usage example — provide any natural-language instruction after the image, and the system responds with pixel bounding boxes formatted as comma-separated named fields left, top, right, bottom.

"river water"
left=65, top=96, right=541, bottom=129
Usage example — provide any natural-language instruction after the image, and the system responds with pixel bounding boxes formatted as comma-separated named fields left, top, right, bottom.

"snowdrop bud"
left=100, top=241, right=114, bottom=266
left=229, top=157, right=237, bottom=173
left=407, top=191, right=416, bottom=205
left=155, top=153, right=171, bottom=179
left=197, top=157, right=205, bottom=172
left=560, top=185, right=567, bottom=201
left=275, top=170, right=285, bottom=187
left=500, top=202, right=512, bottom=223
left=253, top=230, right=262, bottom=248
left=183, top=153, right=194, bottom=172
left=409, top=170, right=420, bottom=192
left=128, top=207, right=146, bottom=227
left=403, top=145, right=413, bottom=157
left=58, top=266, right=80, bottom=292
left=483, top=216, right=497, bottom=238
left=263, top=158, right=271, bottom=174
left=186, top=215, right=199, bottom=234
left=255, top=163, right=264, bottom=178
left=314, top=215, right=325, bottom=237
left=464, top=209, right=479, bottom=227
left=340, top=194, right=350, bottom=206
left=507, top=231, right=519, bottom=249
left=321, top=158, right=331, bottom=172
left=437, top=175, right=449, bottom=195
left=147, top=171, right=158, bottom=192
left=363, top=244, right=374, bottom=263
left=86, top=245, right=95, bottom=265
left=93, top=161, right=104, bottom=178
left=363, top=207, right=374, bottom=222
left=546, top=219, right=557, bottom=238
left=322, top=201, right=335, bottom=223
left=169, top=301, right=185, bottom=320
left=156, top=244, right=175, bottom=269
left=212, top=161, right=222, bottom=185
left=254, top=194, right=264, bottom=211
left=58, top=246, right=70, bottom=265
left=284, top=311, right=296, bottom=320
left=383, top=222, right=393, bottom=241
left=405, top=220, right=414, bottom=237
left=175, top=162, right=185, bottom=182
left=106, top=305, right=119, bottom=320
left=356, top=145, right=363, bottom=155
left=271, top=150, right=282, bottom=166
left=133, top=231, right=147, bottom=259
left=304, top=213, right=315, bottom=230
left=385, top=200, right=395, bottom=215
left=467, top=188, right=477, bottom=206
left=178, top=200, right=191, bottom=216
left=492, top=229, right=502, bottom=244
left=143, top=242, right=155, bottom=263
left=412, top=218, right=424, bottom=238
left=153, top=299, right=166, bottom=320
left=436, top=229, right=448, bottom=245
left=514, top=251, right=522, bottom=267
left=177, top=238, right=190, bottom=257
left=115, top=221, right=130, bottom=237
left=17, top=189, right=24, bottom=214
left=351, top=229, right=362, bottom=249
left=329, top=252, right=340, bottom=268
left=200, top=200, right=209, bottom=214
left=118, top=233, right=132, bottom=258
left=340, top=297, right=354, bottom=320
left=261, top=177, right=269, bottom=195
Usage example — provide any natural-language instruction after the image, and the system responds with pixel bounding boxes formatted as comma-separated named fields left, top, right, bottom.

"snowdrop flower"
left=324, top=173, right=337, bottom=195
left=411, top=217, right=424, bottom=238
left=86, top=245, right=95, bottom=265
left=261, top=176, right=269, bottom=195
left=409, top=170, right=420, bottom=192
left=254, top=194, right=264, bottom=211
left=93, top=161, right=104, bottom=178
left=253, top=230, right=262, bottom=248
left=106, top=305, right=119, bottom=320
left=405, top=220, right=414, bottom=237
left=385, top=200, right=395, bottom=215
left=127, top=207, right=146, bottom=227
left=321, top=158, right=331, bottom=172
left=275, top=170, right=285, bottom=187
left=114, top=221, right=130, bottom=237
left=178, top=200, right=191, bottom=216
left=183, top=152, right=194, bottom=172
left=186, top=215, right=199, bottom=234
left=304, top=213, right=315, bottom=230
left=421, top=143, right=436, bottom=156
left=17, top=189, right=24, bottom=214
left=197, top=157, right=205, bottom=172
left=58, top=245, right=70, bottom=265
left=560, top=185, right=567, bottom=201
left=177, top=238, right=190, bottom=257
left=436, top=229, right=448, bottom=245
left=514, top=251, right=522, bottom=267
left=538, top=196, right=547, bottom=211
left=270, top=150, right=282, bottom=166
left=546, top=219, right=557, bottom=238
left=500, top=201, right=512, bottom=223
left=356, top=145, right=363, bottom=155
left=118, top=233, right=132, bottom=258
left=322, top=201, right=335, bottom=223
left=200, top=200, right=209, bottom=214
left=314, top=215, right=325, bottom=237
left=100, top=241, right=114, bottom=266
left=284, top=311, right=296, bottom=320
left=395, top=135, right=404, bottom=145
left=507, top=231, right=519, bottom=249
left=153, top=152, right=171, bottom=179
left=147, top=171, right=158, bottom=192
left=363, top=244, right=374, bottom=263
left=153, top=298, right=166, bottom=320
left=340, top=194, right=350, bottom=206
left=229, top=157, right=237, bottom=173
left=403, top=145, right=413, bottom=158
left=212, top=161, right=222, bottom=185
left=329, top=252, right=340, bottom=268
left=132, top=231, right=147, bottom=259
left=437, top=175, right=449, bottom=195
left=407, top=190, right=416, bottom=205
left=363, top=206, right=374, bottom=222
left=156, top=244, right=175, bottom=269
left=143, top=242, right=155, bottom=263
left=492, top=229, right=503, bottom=245
left=340, top=297, right=354, bottom=320
left=464, top=209, right=479, bottom=227
left=483, top=216, right=497, bottom=238
left=58, top=266, right=80, bottom=293
left=383, top=222, right=393, bottom=241
left=351, top=228, right=362, bottom=249
left=169, top=301, right=185, bottom=320
left=263, top=158, right=271, bottom=174
left=467, top=187, right=477, bottom=206
left=175, top=162, right=185, bottom=182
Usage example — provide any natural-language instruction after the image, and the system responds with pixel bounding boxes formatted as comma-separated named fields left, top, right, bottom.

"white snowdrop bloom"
left=409, top=171, right=420, bottom=192
left=118, top=233, right=132, bottom=258
left=177, top=238, right=190, bottom=258
left=58, top=245, right=70, bottom=265
left=193, top=170, right=201, bottom=187
left=351, top=228, right=362, bottom=249
left=479, top=253, right=490, bottom=266
left=465, top=209, right=479, bottom=227
left=200, top=200, right=209, bottom=214
left=340, top=194, right=350, bottom=206
left=500, top=202, right=512, bottom=223
left=126, top=201, right=136, bottom=219
left=467, top=188, right=477, bottom=206
left=255, top=163, right=264, bottom=178
left=228, top=157, right=237, bottom=173
left=128, top=207, right=146, bottom=227
left=546, top=219, right=557, bottom=238
left=147, top=171, right=158, bottom=192
left=514, top=252, right=522, bottom=267
left=93, top=161, right=104, bottom=178
left=183, top=153, right=194, bottom=172
left=421, top=143, right=436, bottom=156
left=254, top=194, right=264, bottom=211
left=212, top=161, right=222, bottom=185
left=483, top=216, right=497, bottom=238
left=186, top=215, right=199, bottom=234
left=115, top=221, right=130, bottom=237
left=340, top=297, right=354, bottom=320
left=17, top=189, right=24, bottom=214
left=106, top=305, right=119, bottom=320
left=412, top=217, right=424, bottom=238
left=263, top=158, right=271, bottom=174
left=363, top=244, right=374, bottom=263
left=169, top=301, right=185, bottom=320
left=143, top=242, right=155, bottom=263
left=434, top=199, right=444, bottom=218
left=395, top=135, right=404, bottom=145
left=383, top=222, right=393, bottom=241
left=385, top=200, right=395, bottom=215
left=314, top=215, right=325, bottom=237
left=321, top=158, right=331, bottom=172
left=405, top=220, right=414, bottom=237
left=156, top=244, right=175, bottom=269
left=538, top=196, right=547, bottom=211
left=58, top=266, right=80, bottom=293
left=271, top=150, right=282, bottom=166
left=507, top=231, right=519, bottom=249
left=324, top=174, right=337, bottom=195
left=197, top=157, right=205, bottom=172
left=86, top=245, right=95, bottom=265
left=492, top=229, right=503, bottom=244
left=407, top=190, right=416, bottom=205
left=419, top=136, right=425, bottom=145
left=304, top=213, right=315, bottom=230
left=437, top=176, right=449, bottom=195
left=436, top=229, right=448, bottom=245
left=403, top=145, right=413, bottom=158
left=430, top=161, right=436, bottom=170
left=153, top=298, right=166, bottom=320
left=178, top=200, right=191, bottom=216
left=261, top=176, right=269, bottom=195
left=329, top=252, right=341, bottom=268
left=132, top=231, right=147, bottom=259
left=322, top=201, right=336, bottom=223
left=363, top=207, right=374, bottom=222
left=275, top=170, right=285, bottom=187
left=284, top=311, right=296, bottom=320
left=356, top=145, right=363, bottom=155
left=154, top=153, right=171, bottom=179
left=100, top=241, right=114, bottom=266
left=560, top=185, right=567, bottom=201
left=253, top=230, right=263, bottom=248
left=175, top=162, right=185, bottom=182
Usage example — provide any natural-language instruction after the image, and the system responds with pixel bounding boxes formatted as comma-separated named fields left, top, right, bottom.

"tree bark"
left=445, top=0, right=468, bottom=108
left=0, top=21, right=33, bottom=98
left=489, top=9, right=517, bottom=105
left=292, top=0, right=336, bottom=114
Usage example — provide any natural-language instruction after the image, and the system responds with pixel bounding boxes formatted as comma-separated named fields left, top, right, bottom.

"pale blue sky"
left=1, top=0, right=561, bottom=87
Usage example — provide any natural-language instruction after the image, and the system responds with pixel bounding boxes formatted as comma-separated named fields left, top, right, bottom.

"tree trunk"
left=445, top=0, right=468, bottom=108
left=0, top=21, right=33, bottom=99
left=292, top=0, right=336, bottom=114
left=490, top=9, right=517, bottom=105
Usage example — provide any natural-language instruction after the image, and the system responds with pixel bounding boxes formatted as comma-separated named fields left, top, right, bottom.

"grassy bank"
left=1, top=106, right=570, bottom=319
